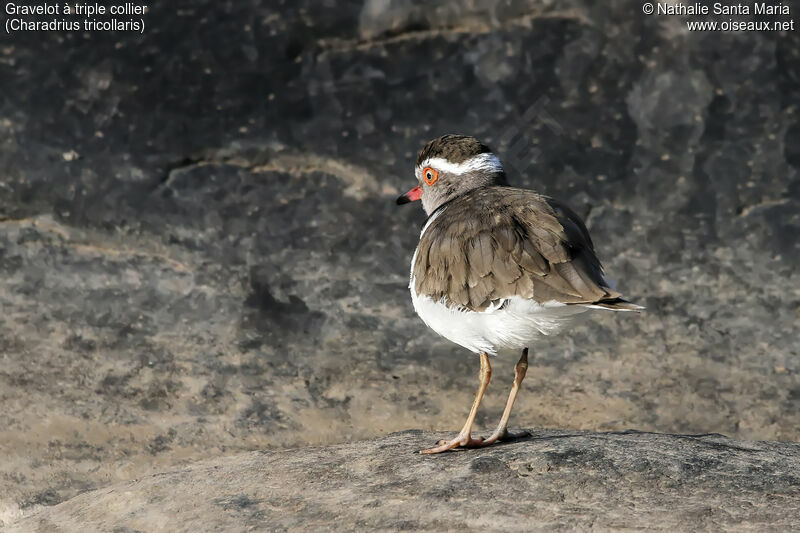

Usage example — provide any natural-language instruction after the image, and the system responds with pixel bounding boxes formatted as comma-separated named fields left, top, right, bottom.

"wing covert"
left=412, top=188, right=619, bottom=311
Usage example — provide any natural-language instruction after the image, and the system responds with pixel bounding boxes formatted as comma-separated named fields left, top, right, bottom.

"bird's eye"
left=423, top=167, right=439, bottom=186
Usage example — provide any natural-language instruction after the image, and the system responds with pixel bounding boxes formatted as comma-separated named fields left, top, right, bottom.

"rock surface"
left=1, top=0, right=799, bottom=522
left=12, top=430, right=800, bottom=531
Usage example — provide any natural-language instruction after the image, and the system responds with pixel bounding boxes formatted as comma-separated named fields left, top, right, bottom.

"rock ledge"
left=12, top=429, right=800, bottom=531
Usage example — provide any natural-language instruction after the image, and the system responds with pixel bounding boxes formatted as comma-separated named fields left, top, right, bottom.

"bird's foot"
left=420, top=433, right=485, bottom=454
left=421, top=428, right=532, bottom=454
left=480, top=428, right=530, bottom=446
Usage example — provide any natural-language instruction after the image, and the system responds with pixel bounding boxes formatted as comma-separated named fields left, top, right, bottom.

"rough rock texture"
left=1, top=0, right=799, bottom=523
left=13, top=430, right=800, bottom=531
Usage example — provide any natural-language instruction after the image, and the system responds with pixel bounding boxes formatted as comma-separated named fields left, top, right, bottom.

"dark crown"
left=416, top=134, right=493, bottom=166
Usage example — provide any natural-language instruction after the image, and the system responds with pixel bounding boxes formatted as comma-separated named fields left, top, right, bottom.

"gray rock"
left=12, top=430, right=800, bottom=531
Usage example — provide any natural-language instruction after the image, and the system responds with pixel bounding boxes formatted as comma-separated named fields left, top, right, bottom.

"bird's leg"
left=480, top=348, right=529, bottom=445
left=420, top=352, right=491, bottom=454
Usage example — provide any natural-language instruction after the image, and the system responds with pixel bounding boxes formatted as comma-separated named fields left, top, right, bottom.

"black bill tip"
left=396, top=194, right=411, bottom=205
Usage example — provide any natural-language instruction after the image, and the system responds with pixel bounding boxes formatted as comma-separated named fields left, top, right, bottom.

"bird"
left=396, top=134, right=643, bottom=454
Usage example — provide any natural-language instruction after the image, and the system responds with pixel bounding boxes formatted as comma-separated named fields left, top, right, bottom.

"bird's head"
left=396, top=134, right=507, bottom=215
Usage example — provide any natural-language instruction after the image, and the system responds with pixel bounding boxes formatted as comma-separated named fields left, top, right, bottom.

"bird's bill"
left=396, top=186, right=422, bottom=205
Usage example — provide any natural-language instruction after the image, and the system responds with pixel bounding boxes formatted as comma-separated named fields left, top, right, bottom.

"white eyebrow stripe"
left=416, top=153, right=503, bottom=177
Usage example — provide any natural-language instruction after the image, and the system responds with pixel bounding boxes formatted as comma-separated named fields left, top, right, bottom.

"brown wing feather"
left=413, top=187, right=624, bottom=311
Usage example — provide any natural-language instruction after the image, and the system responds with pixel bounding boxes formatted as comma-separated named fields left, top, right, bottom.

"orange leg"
left=420, top=352, right=491, bottom=454
left=481, top=348, right=529, bottom=445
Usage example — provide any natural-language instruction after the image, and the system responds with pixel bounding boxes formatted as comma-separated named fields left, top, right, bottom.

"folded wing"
left=413, top=187, right=634, bottom=312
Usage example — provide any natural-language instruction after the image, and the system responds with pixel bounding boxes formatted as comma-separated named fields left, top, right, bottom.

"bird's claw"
left=421, top=434, right=485, bottom=454
left=425, top=428, right=531, bottom=453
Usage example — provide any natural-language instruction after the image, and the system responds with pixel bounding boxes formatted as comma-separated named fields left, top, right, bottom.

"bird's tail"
left=584, top=297, right=645, bottom=312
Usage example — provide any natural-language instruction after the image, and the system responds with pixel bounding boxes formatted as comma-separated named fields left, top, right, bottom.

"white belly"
left=408, top=209, right=587, bottom=356
left=409, top=283, right=586, bottom=355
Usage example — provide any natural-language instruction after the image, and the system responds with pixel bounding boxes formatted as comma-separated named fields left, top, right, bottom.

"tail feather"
left=583, top=297, right=645, bottom=312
